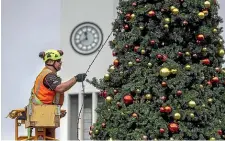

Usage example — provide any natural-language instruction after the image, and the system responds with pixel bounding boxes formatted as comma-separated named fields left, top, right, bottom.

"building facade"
left=60, top=0, right=119, bottom=140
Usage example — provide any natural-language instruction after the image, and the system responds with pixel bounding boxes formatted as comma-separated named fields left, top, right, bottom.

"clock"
left=70, top=22, right=103, bottom=55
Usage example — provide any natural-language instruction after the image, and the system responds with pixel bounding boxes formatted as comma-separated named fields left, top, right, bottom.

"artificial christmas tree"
left=87, top=0, right=225, bottom=140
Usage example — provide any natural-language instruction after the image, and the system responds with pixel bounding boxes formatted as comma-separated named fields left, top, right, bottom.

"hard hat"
left=39, top=49, right=63, bottom=62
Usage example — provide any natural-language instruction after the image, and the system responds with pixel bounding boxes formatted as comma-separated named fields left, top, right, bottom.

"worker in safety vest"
left=27, top=49, right=87, bottom=138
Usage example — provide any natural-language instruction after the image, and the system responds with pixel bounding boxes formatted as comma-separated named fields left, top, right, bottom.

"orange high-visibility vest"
left=31, top=67, right=64, bottom=106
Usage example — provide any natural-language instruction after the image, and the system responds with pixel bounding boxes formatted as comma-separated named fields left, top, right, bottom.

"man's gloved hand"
left=75, top=73, right=87, bottom=82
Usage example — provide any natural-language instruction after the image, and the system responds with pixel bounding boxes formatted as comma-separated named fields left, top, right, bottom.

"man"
left=27, top=49, right=87, bottom=138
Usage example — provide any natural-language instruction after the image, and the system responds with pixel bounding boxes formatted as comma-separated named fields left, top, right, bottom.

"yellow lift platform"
left=6, top=104, right=66, bottom=140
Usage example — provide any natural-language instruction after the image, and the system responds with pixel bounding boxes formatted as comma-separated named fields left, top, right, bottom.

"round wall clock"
left=70, top=22, right=103, bottom=55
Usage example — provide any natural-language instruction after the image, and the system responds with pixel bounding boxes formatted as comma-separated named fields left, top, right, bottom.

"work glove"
left=75, top=73, right=87, bottom=82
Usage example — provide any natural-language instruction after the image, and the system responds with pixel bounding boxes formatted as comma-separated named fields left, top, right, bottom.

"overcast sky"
left=1, top=0, right=225, bottom=140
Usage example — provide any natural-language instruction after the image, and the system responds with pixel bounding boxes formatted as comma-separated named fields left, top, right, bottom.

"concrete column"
left=92, top=92, right=98, bottom=124
left=78, top=92, right=84, bottom=140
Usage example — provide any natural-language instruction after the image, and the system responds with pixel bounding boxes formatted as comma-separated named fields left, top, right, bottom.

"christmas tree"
left=87, top=0, right=225, bottom=140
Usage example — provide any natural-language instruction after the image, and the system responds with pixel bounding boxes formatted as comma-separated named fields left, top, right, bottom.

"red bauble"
left=125, top=44, right=129, bottom=48
left=161, top=81, right=167, bottom=87
left=102, top=123, right=106, bottom=128
left=123, top=94, right=133, bottom=105
left=178, top=52, right=183, bottom=57
left=212, top=77, right=219, bottom=83
left=161, top=55, right=168, bottom=62
left=183, top=20, right=188, bottom=25
left=113, top=59, right=119, bottom=66
left=90, top=125, right=94, bottom=130
left=132, top=2, right=137, bottom=6
left=112, top=52, right=117, bottom=56
left=124, top=24, right=129, bottom=30
left=160, top=128, right=165, bottom=134
left=201, top=58, right=210, bottom=65
left=134, top=46, right=140, bottom=52
left=207, top=81, right=212, bottom=86
left=176, top=90, right=182, bottom=96
left=156, top=54, right=162, bottom=59
left=136, top=58, right=141, bottom=63
left=160, top=107, right=165, bottom=113
left=125, top=13, right=131, bottom=20
left=164, top=106, right=172, bottom=113
left=101, top=91, right=107, bottom=98
left=197, top=34, right=205, bottom=41
left=160, top=96, right=167, bottom=101
left=215, top=67, right=220, bottom=72
left=114, top=89, right=118, bottom=94
left=168, top=123, right=179, bottom=133
left=117, top=102, right=122, bottom=108
left=218, top=129, right=223, bottom=135
left=148, top=10, right=155, bottom=17
left=150, top=40, right=155, bottom=45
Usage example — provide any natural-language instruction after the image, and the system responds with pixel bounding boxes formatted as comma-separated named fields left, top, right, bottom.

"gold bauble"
left=208, top=98, right=213, bottom=103
left=159, top=67, right=171, bottom=77
left=198, top=12, right=205, bottom=19
left=203, top=10, right=208, bottom=16
left=172, top=8, right=179, bottom=15
left=204, top=1, right=211, bottom=8
left=185, top=52, right=190, bottom=56
left=218, top=49, right=225, bottom=57
left=141, top=49, right=146, bottom=54
left=170, top=6, right=176, bottom=11
left=213, top=28, right=217, bottom=33
left=202, top=47, right=207, bottom=52
left=171, top=69, right=178, bottom=74
left=109, top=66, right=115, bottom=72
left=164, top=24, right=169, bottom=28
left=209, top=137, right=215, bottom=140
left=164, top=18, right=170, bottom=24
left=190, top=113, right=195, bottom=118
left=148, top=62, right=152, bottom=67
left=106, top=96, right=113, bottom=103
left=104, top=73, right=110, bottom=80
left=189, top=100, right=196, bottom=108
left=145, top=94, right=152, bottom=100
left=131, top=14, right=135, bottom=19
left=174, top=113, right=181, bottom=120
left=185, top=64, right=191, bottom=70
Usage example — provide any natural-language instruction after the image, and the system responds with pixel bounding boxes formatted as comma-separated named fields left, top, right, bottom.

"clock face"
left=70, top=22, right=103, bottom=55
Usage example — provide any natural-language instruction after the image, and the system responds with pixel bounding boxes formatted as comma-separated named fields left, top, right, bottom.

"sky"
left=1, top=0, right=225, bottom=140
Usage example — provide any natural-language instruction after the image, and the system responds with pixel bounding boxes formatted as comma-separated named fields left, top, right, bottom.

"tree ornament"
left=215, top=67, right=220, bottom=72
left=102, top=122, right=106, bottom=128
left=168, top=123, right=179, bottom=133
left=185, top=52, right=191, bottom=56
left=164, top=18, right=170, bottom=24
left=104, top=74, right=110, bottom=81
left=156, top=54, right=162, bottom=59
left=142, top=135, right=148, bottom=140
left=164, top=24, right=169, bottom=29
left=161, top=55, right=168, bottom=62
left=136, top=58, right=141, bottom=63
left=160, top=128, right=165, bottom=134
left=128, top=61, right=133, bottom=67
left=161, top=81, right=167, bottom=87
left=116, top=101, right=122, bottom=108
left=124, top=24, right=129, bottom=30
left=147, top=62, right=152, bottom=67
left=139, top=26, right=144, bottom=30
left=160, top=67, right=171, bottom=77
left=132, top=113, right=138, bottom=118
left=106, top=96, right=113, bottom=103
left=218, top=130, right=223, bottom=135
left=176, top=90, right=182, bottom=96
left=160, top=96, right=167, bottom=101
left=208, top=98, right=213, bottom=103
left=160, top=107, right=165, bottom=113
left=185, top=64, right=191, bottom=70
left=90, top=125, right=94, bottom=130
left=209, top=137, right=215, bottom=140
left=145, top=94, right=152, bottom=100
left=188, top=100, right=196, bottom=108
left=132, top=2, right=136, bottom=6
left=201, top=58, right=210, bottom=65
left=171, top=69, right=178, bottom=74
left=212, top=76, right=219, bottom=83
left=113, top=59, right=119, bottom=66
left=112, top=51, right=117, bottom=56
left=131, top=14, right=135, bottom=19
left=203, top=10, right=209, bottom=16
left=164, top=106, right=172, bottom=113
left=174, top=113, right=181, bottom=120
left=109, top=66, right=115, bottom=72
left=172, top=8, right=179, bottom=15
left=148, top=10, right=155, bottom=17
left=125, top=13, right=131, bottom=21
left=123, top=94, right=133, bottom=105
left=141, top=49, right=146, bottom=54
left=114, top=89, right=118, bottom=94
left=170, top=6, right=176, bottom=11
left=213, top=28, right=217, bottom=33
left=95, top=129, right=99, bottom=135
left=150, top=40, right=156, bottom=45
left=197, top=34, right=205, bottom=41
left=204, top=1, right=211, bottom=8
left=89, top=130, right=93, bottom=135
left=218, top=49, right=225, bottom=57
left=198, top=12, right=205, bottom=19
left=202, top=47, right=207, bottom=52
left=183, top=20, right=188, bottom=25
left=134, top=46, right=139, bottom=52
left=190, top=113, right=195, bottom=118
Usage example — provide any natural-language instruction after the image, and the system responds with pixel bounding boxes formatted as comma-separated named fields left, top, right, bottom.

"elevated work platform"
left=6, top=105, right=66, bottom=140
